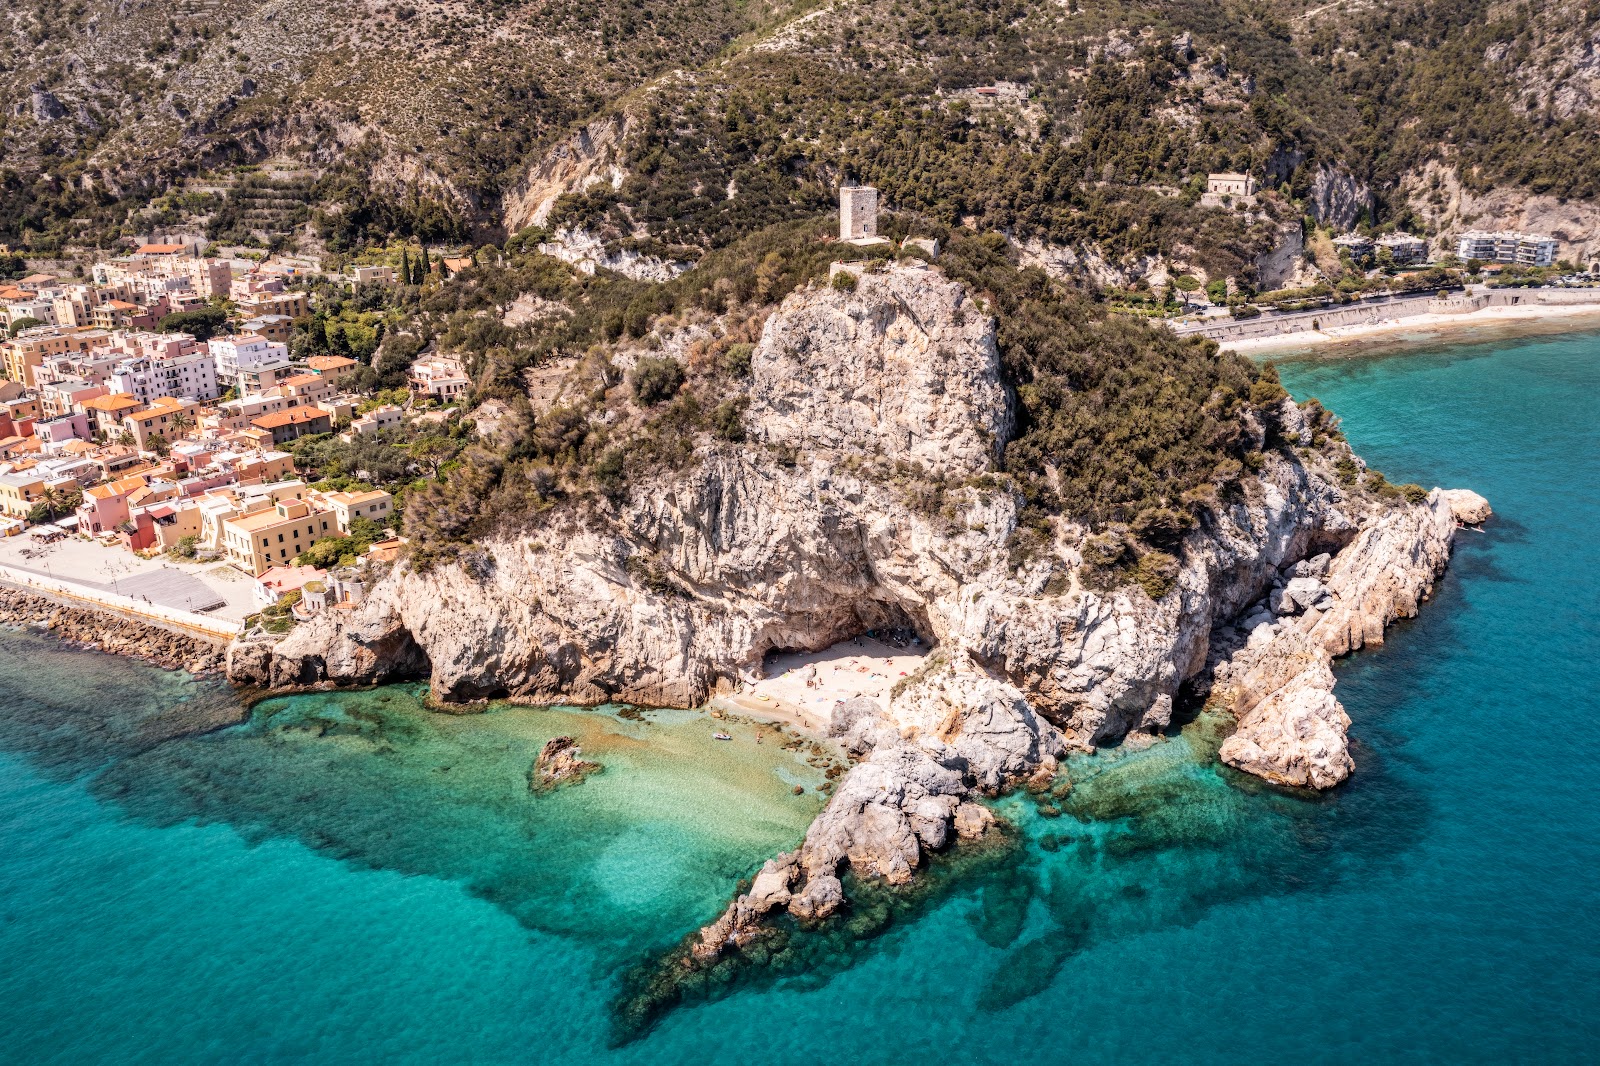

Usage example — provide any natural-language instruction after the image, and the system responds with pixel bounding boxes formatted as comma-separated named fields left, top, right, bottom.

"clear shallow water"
left=2, top=331, right=1598, bottom=1063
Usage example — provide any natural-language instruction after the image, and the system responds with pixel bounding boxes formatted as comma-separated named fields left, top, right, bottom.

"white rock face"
left=1216, top=491, right=1460, bottom=788
left=1441, top=488, right=1493, bottom=526
left=749, top=262, right=1011, bottom=474
left=228, top=263, right=1484, bottom=925
left=536, top=226, right=690, bottom=282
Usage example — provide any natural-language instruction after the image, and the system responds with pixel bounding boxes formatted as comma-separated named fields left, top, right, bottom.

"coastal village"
left=0, top=243, right=475, bottom=634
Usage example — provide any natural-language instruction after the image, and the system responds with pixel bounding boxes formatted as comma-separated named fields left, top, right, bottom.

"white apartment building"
left=4, top=297, right=58, bottom=328
left=208, top=334, right=293, bottom=394
left=1456, top=230, right=1558, bottom=267
left=110, top=350, right=221, bottom=404
left=408, top=356, right=471, bottom=401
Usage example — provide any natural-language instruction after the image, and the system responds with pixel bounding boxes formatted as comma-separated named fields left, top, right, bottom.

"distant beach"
left=1220, top=299, right=1600, bottom=358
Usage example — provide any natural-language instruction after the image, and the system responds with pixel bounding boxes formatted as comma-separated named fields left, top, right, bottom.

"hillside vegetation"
left=5, top=0, right=1599, bottom=260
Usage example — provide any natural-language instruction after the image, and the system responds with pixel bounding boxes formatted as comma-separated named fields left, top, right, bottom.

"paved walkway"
left=0, top=536, right=255, bottom=621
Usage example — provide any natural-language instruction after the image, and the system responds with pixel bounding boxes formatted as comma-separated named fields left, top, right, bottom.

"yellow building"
left=222, top=497, right=342, bottom=576
left=1, top=328, right=99, bottom=387
left=323, top=489, right=393, bottom=532
left=122, top=396, right=200, bottom=450
left=0, top=471, right=48, bottom=519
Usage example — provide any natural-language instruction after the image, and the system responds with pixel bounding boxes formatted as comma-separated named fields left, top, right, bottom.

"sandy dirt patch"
left=714, top=634, right=931, bottom=736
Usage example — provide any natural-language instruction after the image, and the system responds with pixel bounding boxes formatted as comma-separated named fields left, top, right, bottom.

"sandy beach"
left=709, top=634, right=930, bottom=736
left=1219, top=299, right=1600, bottom=357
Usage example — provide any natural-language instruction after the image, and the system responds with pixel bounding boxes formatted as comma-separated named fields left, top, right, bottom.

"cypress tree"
left=400, top=247, right=411, bottom=286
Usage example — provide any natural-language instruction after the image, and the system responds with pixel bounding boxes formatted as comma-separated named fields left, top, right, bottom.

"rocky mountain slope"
left=7, top=1, right=1597, bottom=271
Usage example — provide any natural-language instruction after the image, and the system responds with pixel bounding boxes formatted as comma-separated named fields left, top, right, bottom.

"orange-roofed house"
left=76, top=474, right=148, bottom=534
left=249, top=406, right=331, bottom=446
left=81, top=392, right=144, bottom=436
left=279, top=372, right=335, bottom=406
left=135, top=241, right=202, bottom=257
left=306, top=355, right=359, bottom=387
left=122, top=396, right=200, bottom=450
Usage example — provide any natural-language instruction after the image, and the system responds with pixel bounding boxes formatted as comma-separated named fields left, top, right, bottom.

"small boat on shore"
left=712, top=732, right=733, bottom=741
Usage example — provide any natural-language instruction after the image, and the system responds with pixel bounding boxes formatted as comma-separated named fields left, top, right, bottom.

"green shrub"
left=630, top=356, right=684, bottom=405
left=711, top=397, right=747, bottom=442
left=1130, top=507, right=1192, bottom=550
left=720, top=342, right=754, bottom=378
left=1131, top=551, right=1180, bottom=600
left=830, top=271, right=857, bottom=293
left=1081, top=532, right=1130, bottom=569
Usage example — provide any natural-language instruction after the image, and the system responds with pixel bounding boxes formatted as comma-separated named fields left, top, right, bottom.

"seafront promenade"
left=1172, top=286, right=1600, bottom=346
left=0, top=534, right=250, bottom=639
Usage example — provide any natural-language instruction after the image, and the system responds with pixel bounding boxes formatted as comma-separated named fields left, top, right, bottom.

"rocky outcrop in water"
left=694, top=653, right=1058, bottom=957
left=1211, top=494, right=1459, bottom=788
left=1441, top=489, right=1493, bottom=526
left=530, top=735, right=600, bottom=790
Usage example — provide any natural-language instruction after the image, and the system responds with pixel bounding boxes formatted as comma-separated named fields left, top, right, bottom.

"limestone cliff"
left=229, top=261, right=1482, bottom=922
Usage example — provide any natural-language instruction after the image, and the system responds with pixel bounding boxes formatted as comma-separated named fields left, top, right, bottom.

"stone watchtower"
left=840, top=184, right=879, bottom=242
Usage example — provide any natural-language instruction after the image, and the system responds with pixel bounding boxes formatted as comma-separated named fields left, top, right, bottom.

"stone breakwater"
left=0, top=587, right=227, bottom=673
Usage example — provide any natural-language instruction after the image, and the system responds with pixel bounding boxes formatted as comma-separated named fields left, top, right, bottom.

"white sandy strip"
left=1221, top=301, right=1600, bottom=356
left=712, top=635, right=929, bottom=735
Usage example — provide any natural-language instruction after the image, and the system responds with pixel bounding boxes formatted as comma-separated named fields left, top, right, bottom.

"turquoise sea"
left=2, top=331, right=1597, bottom=1063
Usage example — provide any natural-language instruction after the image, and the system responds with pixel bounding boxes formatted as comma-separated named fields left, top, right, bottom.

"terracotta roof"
left=307, top=355, right=357, bottom=372
left=137, top=244, right=188, bottom=254
left=82, top=394, right=142, bottom=413
left=281, top=373, right=322, bottom=388
left=251, top=408, right=330, bottom=430
left=85, top=474, right=148, bottom=500
left=256, top=564, right=325, bottom=591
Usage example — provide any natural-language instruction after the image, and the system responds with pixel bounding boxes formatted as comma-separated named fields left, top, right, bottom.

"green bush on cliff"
left=937, top=233, right=1274, bottom=530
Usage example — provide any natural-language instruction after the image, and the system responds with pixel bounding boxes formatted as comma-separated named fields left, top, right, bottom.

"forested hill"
left=3, top=0, right=1598, bottom=255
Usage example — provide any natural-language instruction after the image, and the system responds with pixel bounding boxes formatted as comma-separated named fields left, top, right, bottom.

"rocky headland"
left=226, top=260, right=1487, bottom=941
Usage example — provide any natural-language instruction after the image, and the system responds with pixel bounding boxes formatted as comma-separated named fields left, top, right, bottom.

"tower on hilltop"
left=840, top=184, right=879, bottom=242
